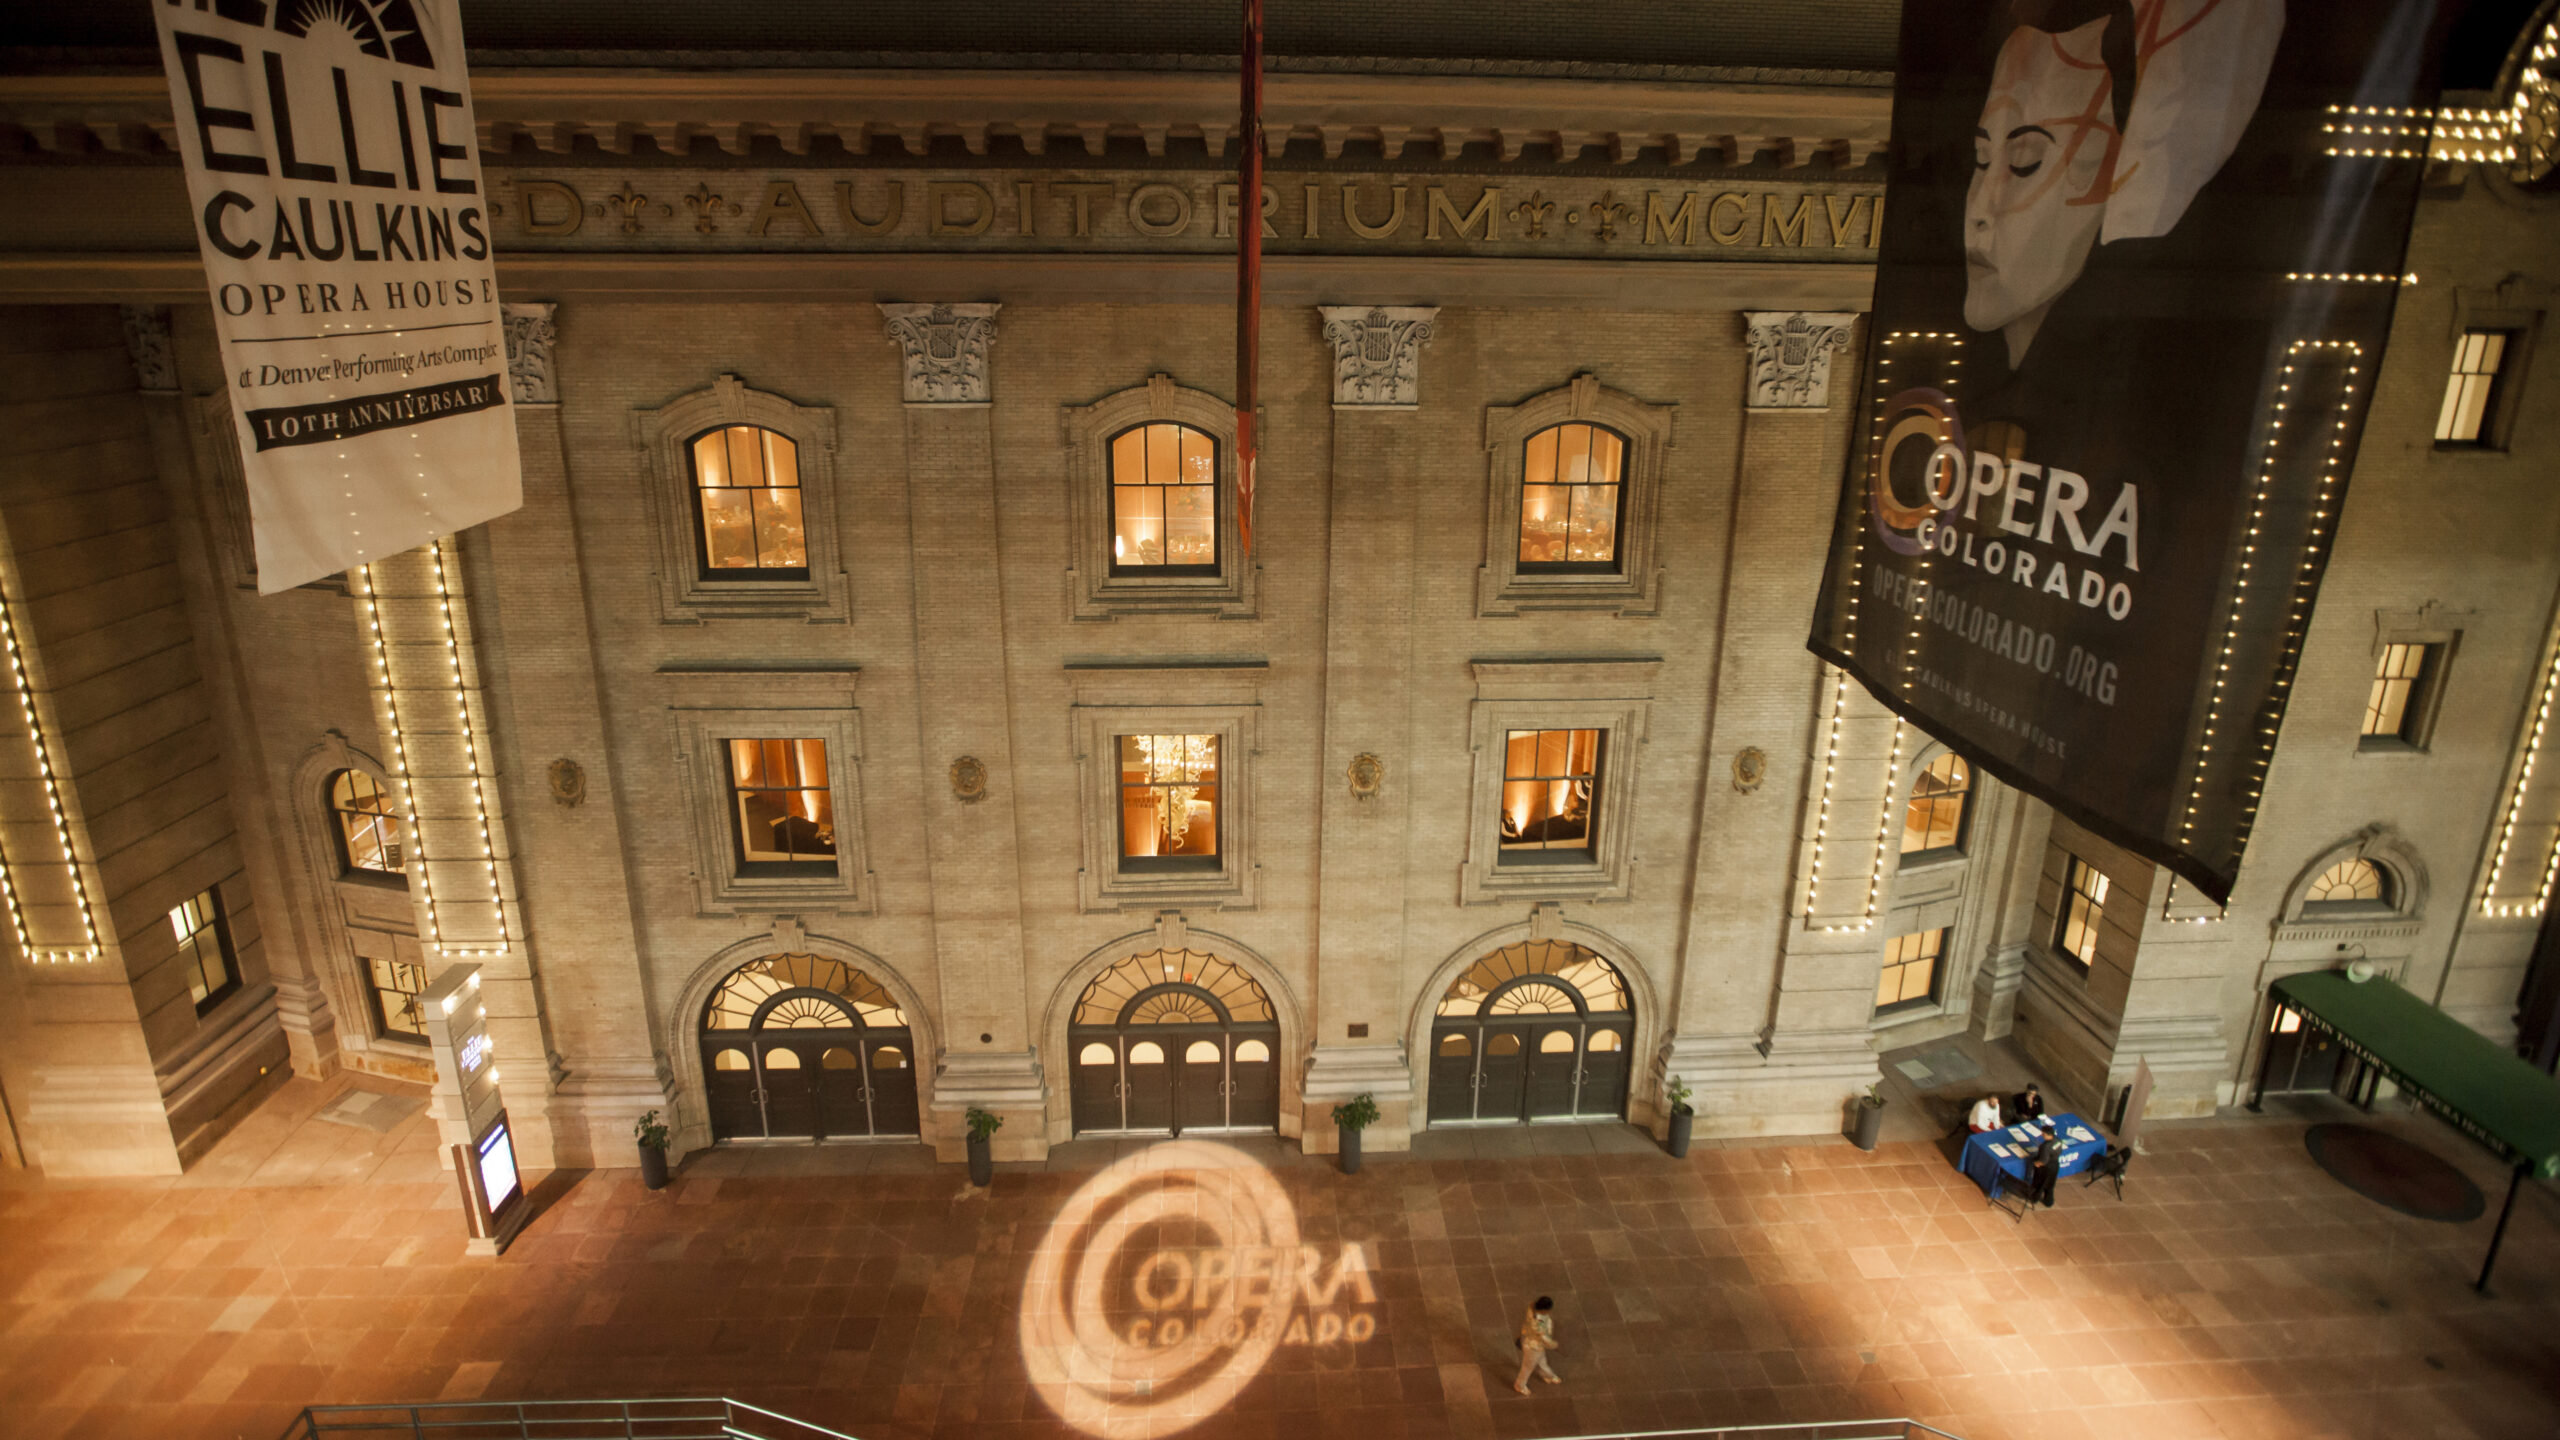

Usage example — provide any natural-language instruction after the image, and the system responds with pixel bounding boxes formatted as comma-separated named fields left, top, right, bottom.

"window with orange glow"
left=691, top=425, right=807, bottom=577
left=1118, top=735, right=1220, bottom=866
left=725, top=738, right=837, bottom=871
left=1517, top=423, right=1626, bottom=570
left=1499, top=728, right=1602, bottom=858
left=1900, top=753, right=1971, bottom=858
left=328, top=768, right=404, bottom=880
left=1109, top=423, right=1218, bottom=572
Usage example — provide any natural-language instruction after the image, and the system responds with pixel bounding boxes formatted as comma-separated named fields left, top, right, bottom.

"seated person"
left=2008, top=1083, right=2047, bottom=1125
left=1967, top=1095, right=2005, bottom=1133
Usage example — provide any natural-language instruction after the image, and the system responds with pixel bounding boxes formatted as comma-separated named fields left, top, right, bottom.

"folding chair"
left=2080, top=1144, right=2132, bottom=1201
left=1987, top=1165, right=2036, bottom=1222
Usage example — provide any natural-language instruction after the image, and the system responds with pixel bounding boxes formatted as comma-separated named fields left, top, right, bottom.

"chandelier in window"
left=1134, top=734, right=1216, bottom=850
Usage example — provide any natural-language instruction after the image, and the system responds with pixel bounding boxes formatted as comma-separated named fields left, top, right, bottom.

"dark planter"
left=1666, top=1108, right=1694, bottom=1159
left=967, top=1133, right=993, bottom=1187
left=1337, top=1125, right=1363, bottom=1175
left=638, top=1144, right=669, bottom=1190
left=1850, top=1099, right=1885, bottom=1152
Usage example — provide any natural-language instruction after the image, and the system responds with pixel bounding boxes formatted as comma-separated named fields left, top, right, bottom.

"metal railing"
left=280, top=1398, right=857, bottom=1440
left=1545, top=1426, right=1963, bottom=1440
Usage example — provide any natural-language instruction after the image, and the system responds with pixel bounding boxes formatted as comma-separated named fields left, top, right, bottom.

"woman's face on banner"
left=1965, top=20, right=2119, bottom=343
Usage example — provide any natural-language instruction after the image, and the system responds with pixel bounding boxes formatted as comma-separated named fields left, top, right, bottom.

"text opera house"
left=0, top=3, right=2556, bottom=1181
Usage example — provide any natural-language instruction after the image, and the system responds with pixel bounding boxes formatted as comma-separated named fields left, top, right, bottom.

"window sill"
left=1117, top=855, right=1225, bottom=876
left=335, top=868, right=411, bottom=892
left=2355, top=738, right=2430, bottom=757
left=1872, top=997, right=1947, bottom=1026
left=1496, top=849, right=1601, bottom=869
left=192, top=980, right=243, bottom=1018
left=2429, top=442, right=2510, bottom=457
left=1895, top=848, right=1968, bottom=874
left=735, top=860, right=843, bottom=881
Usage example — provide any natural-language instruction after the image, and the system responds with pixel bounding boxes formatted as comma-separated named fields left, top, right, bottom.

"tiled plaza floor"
left=3, top=1071, right=2557, bottom=1440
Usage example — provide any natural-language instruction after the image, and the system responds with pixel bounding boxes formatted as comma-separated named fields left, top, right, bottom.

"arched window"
left=328, top=769, right=404, bottom=879
left=689, top=424, right=807, bottom=578
left=2305, top=858, right=2394, bottom=911
left=697, top=953, right=917, bottom=1142
left=1109, top=422, right=1218, bottom=573
left=1067, top=949, right=1280, bottom=1136
left=1901, top=753, right=1971, bottom=858
left=1517, top=422, right=1627, bottom=571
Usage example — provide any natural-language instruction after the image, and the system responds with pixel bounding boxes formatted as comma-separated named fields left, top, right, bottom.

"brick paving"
left=3, top=1073, right=2557, bottom=1440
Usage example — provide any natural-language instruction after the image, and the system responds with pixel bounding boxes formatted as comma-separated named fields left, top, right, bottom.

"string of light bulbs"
left=0, top=586, right=101, bottom=964
left=2478, top=620, right=2560, bottom=919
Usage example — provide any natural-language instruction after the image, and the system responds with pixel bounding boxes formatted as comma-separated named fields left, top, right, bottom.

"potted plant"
left=1331, top=1093, right=1379, bottom=1175
left=634, top=1109, right=671, bottom=1190
left=1850, top=1082, right=1886, bottom=1152
left=965, top=1106, right=1002, bottom=1187
left=1664, top=1075, right=1695, bottom=1159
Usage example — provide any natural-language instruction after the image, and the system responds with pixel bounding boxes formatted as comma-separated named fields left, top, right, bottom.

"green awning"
left=2271, top=970, right=2560, bottom=1179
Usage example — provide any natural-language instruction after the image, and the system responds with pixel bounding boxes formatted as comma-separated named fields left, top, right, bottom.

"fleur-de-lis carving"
left=1510, top=191, right=1556, bottom=240
left=1587, top=192, right=1630, bottom=243
left=604, top=181, right=650, bottom=234
left=681, top=183, right=730, bottom=234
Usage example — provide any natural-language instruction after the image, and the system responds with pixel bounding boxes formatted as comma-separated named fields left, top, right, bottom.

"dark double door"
left=1428, top=1019, right=1631, bottom=1124
left=1070, top=1027, right=1279, bottom=1135
left=702, top=1029, right=920, bottom=1141
left=2257, top=1008, right=2347, bottom=1098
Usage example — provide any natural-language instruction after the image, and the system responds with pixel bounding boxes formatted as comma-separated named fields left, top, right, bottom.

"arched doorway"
left=699, top=954, right=919, bottom=1141
left=1068, top=949, right=1279, bottom=1136
left=1428, top=941, right=1632, bottom=1124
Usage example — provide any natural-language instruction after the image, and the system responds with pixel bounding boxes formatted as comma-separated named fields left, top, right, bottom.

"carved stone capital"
left=1742, top=310, right=1857, bottom=410
left=119, top=304, right=176, bottom=392
left=1318, top=305, right=1438, bottom=409
left=501, top=302, right=558, bottom=404
left=879, top=302, right=1000, bottom=405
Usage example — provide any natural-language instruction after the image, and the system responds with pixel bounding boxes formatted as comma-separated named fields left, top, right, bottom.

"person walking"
left=1512, top=1295, right=1561, bottom=1395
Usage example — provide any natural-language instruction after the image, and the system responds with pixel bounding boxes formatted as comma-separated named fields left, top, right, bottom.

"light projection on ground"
left=1021, top=1140, right=1378, bottom=1437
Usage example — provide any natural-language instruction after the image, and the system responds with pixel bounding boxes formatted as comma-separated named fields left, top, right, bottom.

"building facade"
left=0, top=6, right=2555, bottom=1177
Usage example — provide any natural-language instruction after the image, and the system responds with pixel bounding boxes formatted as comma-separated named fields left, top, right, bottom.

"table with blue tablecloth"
left=1958, top=1112, right=2108, bottom=1197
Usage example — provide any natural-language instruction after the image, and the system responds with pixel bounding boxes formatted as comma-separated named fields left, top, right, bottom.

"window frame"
left=635, top=374, right=845, bottom=625
left=1460, top=659, right=1659, bottom=904
left=1104, top=422, right=1222, bottom=579
left=363, top=940, right=431, bottom=1045
left=2357, top=635, right=2456, bottom=753
left=1063, top=376, right=1255, bottom=620
left=174, top=885, right=242, bottom=1016
left=666, top=667, right=872, bottom=916
left=1069, top=663, right=1266, bottom=913
left=723, top=737, right=845, bottom=878
left=1478, top=374, right=1674, bottom=617
left=685, top=423, right=813, bottom=584
left=2434, top=327, right=2519, bottom=449
left=1495, top=727, right=1607, bottom=865
left=2054, top=855, right=2109, bottom=972
left=1513, top=421, right=1634, bottom=577
left=326, top=767, right=408, bottom=887
left=1874, top=927, right=1948, bottom=1016
left=1898, top=752, right=1973, bottom=865
left=1114, top=733, right=1226, bottom=874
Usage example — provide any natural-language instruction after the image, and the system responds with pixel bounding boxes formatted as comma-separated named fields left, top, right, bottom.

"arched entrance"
left=699, top=954, right=920, bottom=1141
left=1428, top=941, right=1632, bottom=1124
left=1068, top=949, right=1279, bottom=1136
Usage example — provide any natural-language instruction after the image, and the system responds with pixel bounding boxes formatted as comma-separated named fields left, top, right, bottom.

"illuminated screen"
left=475, top=1117, right=521, bottom=1218
left=1022, top=1141, right=1377, bottom=1438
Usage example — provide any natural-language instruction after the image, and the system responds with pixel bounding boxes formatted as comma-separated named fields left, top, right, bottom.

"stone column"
left=1660, top=311, right=1882, bottom=1138
left=1301, top=306, right=1436, bottom=1151
left=879, top=303, right=1045, bottom=1161
left=465, top=301, right=672, bottom=1166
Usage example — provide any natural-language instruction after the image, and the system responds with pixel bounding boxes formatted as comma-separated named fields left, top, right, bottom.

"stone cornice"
left=0, top=68, right=1889, bottom=168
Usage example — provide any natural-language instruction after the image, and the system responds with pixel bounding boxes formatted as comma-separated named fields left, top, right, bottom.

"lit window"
left=2056, top=857, right=2109, bottom=969
left=1110, top=423, right=1218, bottom=571
left=328, top=769, right=404, bottom=878
left=370, top=953, right=428, bottom=1041
left=1900, top=753, right=1971, bottom=858
left=2361, top=642, right=2444, bottom=749
left=2306, top=857, right=2393, bottom=910
left=1118, top=735, right=1221, bottom=865
left=725, top=739, right=837, bottom=870
left=172, top=888, right=239, bottom=1014
left=2433, top=330, right=2514, bottom=446
left=1499, top=728, right=1602, bottom=858
left=1876, top=928, right=1945, bottom=1013
left=691, top=425, right=807, bottom=576
left=1518, top=423, right=1626, bottom=570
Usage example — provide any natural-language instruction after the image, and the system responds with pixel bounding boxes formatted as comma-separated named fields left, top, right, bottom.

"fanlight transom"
left=706, top=953, right=907, bottom=1030
left=1075, top=949, right=1274, bottom=1026
left=1438, top=941, right=1629, bottom=1017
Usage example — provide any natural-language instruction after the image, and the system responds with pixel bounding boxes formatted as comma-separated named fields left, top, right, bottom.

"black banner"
left=1810, top=0, right=2455, bottom=904
left=243, top=374, right=505, bottom=451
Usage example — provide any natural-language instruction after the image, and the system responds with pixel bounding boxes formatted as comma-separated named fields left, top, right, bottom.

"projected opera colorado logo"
left=1021, top=1141, right=1378, bottom=1438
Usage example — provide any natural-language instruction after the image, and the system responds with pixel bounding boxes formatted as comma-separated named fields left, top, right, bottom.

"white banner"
left=152, top=0, right=521, bottom=594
